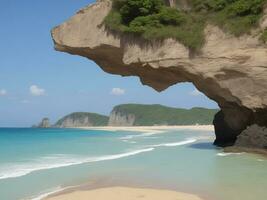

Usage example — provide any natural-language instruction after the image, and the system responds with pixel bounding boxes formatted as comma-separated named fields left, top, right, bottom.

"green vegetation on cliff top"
left=261, top=28, right=267, bottom=42
left=112, top=104, right=218, bottom=125
left=104, top=0, right=267, bottom=50
left=55, top=112, right=109, bottom=127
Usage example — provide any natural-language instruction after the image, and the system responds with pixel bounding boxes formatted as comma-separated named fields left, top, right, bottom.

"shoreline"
left=77, top=125, right=214, bottom=133
left=41, top=125, right=213, bottom=200
left=40, top=174, right=213, bottom=200
left=44, top=187, right=204, bottom=200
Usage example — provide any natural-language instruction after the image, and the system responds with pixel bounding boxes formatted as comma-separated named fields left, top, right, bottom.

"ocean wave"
left=119, top=132, right=160, bottom=140
left=122, top=140, right=137, bottom=144
left=148, top=139, right=197, bottom=147
left=0, top=148, right=154, bottom=180
left=217, top=152, right=244, bottom=157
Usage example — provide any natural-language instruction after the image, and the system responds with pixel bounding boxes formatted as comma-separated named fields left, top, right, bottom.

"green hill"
left=109, top=104, right=218, bottom=126
left=55, top=112, right=109, bottom=127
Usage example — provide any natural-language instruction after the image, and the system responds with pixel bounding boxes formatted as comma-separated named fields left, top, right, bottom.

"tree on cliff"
left=118, top=0, right=164, bottom=24
left=106, top=0, right=267, bottom=50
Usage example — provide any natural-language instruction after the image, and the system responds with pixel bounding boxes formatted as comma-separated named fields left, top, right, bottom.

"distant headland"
left=35, top=104, right=218, bottom=128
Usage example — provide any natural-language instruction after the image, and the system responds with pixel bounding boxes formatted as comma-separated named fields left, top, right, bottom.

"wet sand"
left=45, top=187, right=204, bottom=200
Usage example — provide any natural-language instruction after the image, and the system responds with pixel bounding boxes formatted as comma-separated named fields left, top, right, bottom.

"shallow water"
left=0, top=128, right=266, bottom=200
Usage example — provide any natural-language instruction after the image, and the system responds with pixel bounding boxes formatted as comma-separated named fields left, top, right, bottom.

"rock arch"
left=51, top=0, right=267, bottom=148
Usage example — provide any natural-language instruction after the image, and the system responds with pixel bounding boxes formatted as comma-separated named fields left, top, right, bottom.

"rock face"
left=235, top=125, right=267, bottom=149
left=55, top=112, right=109, bottom=128
left=38, top=118, right=50, bottom=128
left=109, top=111, right=135, bottom=126
left=51, top=0, right=267, bottom=148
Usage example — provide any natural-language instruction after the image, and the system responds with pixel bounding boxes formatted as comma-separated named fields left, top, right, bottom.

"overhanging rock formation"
left=51, top=0, right=267, bottom=148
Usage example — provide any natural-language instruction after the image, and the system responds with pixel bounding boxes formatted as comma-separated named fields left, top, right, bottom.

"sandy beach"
left=78, top=125, right=214, bottom=133
left=45, top=187, right=204, bottom=200
left=42, top=125, right=213, bottom=200
left=41, top=125, right=214, bottom=200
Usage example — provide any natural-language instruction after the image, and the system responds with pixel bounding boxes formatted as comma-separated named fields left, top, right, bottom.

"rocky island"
left=51, top=0, right=267, bottom=150
left=35, top=118, right=50, bottom=128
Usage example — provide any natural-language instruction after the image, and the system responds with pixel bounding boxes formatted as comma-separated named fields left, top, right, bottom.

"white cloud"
left=30, top=85, right=45, bottom=96
left=189, top=89, right=203, bottom=96
left=110, top=87, right=125, bottom=96
left=0, top=89, right=7, bottom=96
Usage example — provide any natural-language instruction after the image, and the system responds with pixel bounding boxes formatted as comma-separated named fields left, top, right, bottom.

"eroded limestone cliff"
left=51, top=0, right=267, bottom=148
left=109, top=111, right=136, bottom=126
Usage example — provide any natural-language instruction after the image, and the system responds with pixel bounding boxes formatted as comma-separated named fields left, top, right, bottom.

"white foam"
left=22, top=186, right=64, bottom=200
left=148, top=139, right=197, bottom=147
left=120, top=132, right=160, bottom=140
left=217, top=152, right=244, bottom=157
left=0, top=148, right=154, bottom=180
left=122, top=140, right=137, bottom=144
left=187, top=136, right=214, bottom=140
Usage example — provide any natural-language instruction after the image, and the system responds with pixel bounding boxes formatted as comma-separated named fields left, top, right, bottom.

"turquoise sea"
left=0, top=128, right=267, bottom=200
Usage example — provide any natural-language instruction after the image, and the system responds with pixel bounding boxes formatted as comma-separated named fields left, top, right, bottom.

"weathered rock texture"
left=108, top=111, right=135, bottom=126
left=51, top=0, right=267, bottom=148
left=38, top=118, right=50, bottom=128
left=56, top=115, right=93, bottom=127
left=235, top=125, right=267, bottom=149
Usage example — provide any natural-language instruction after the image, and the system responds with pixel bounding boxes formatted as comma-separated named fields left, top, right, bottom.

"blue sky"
left=0, top=0, right=218, bottom=127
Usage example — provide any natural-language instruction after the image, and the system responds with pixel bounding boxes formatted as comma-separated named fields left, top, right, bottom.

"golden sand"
left=78, top=125, right=214, bottom=133
left=45, top=187, right=204, bottom=200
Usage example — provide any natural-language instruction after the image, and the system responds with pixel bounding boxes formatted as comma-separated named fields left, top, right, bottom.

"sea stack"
left=38, top=118, right=50, bottom=128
